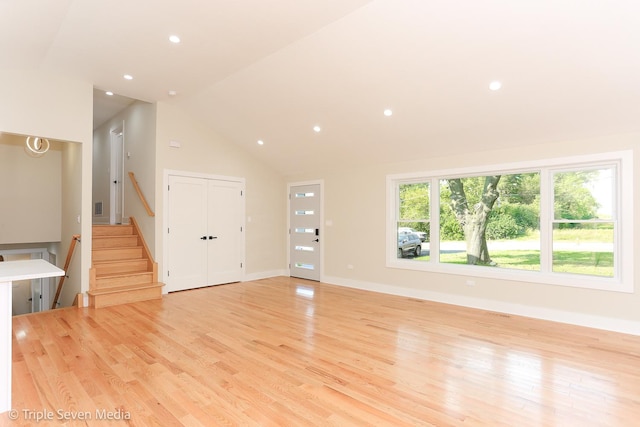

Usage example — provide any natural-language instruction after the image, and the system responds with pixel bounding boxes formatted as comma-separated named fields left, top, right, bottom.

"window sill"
left=386, top=258, right=633, bottom=293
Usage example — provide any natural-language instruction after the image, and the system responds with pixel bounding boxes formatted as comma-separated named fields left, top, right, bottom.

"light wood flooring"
left=5, top=276, right=640, bottom=426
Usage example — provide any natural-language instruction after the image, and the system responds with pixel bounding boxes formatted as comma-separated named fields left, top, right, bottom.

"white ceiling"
left=3, top=0, right=640, bottom=175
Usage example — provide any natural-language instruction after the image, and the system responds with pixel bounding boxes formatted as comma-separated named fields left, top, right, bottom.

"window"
left=396, top=182, right=430, bottom=261
left=551, top=167, right=615, bottom=277
left=387, top=151, right=633, bottom=292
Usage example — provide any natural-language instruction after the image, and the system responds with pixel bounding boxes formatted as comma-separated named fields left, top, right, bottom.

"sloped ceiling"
left=2, top=0, right=640, bottom=175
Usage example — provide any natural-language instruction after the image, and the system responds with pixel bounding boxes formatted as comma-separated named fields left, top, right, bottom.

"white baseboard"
left=243, top=270, right=288, bottom=282
left=322, top=275, right=640, bottom=336
left=82, top=293, right=89, bottom=308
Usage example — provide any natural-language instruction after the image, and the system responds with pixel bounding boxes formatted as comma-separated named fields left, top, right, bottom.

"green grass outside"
left=524, top=228, right=613, bottom=242
left=414, top=249, right=613, bottom=277
left=409, top=228, right=614, bottom=277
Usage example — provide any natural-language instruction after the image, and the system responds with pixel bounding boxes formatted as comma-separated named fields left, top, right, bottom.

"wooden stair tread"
left=92, top=237, right=139, bottom=249
left=92, top=225, right=134, bottom=236
left=92, top=246, right=144, bottom=251
left=92, top=263, right=147, bottom=271
left=92, top=247, right=144, bottom=261
left=95, top=271, right=151, bottom=279
left=92, top=258, right=146, bottom=265
left=96, top=268, right=148, bottom=279
left=88, top=282, right=164, bottom=296
left=91, top=258, right=149, bottom=276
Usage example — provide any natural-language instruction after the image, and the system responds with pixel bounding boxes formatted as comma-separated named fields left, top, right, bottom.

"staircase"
left=88, top=218, right=163, bottom=308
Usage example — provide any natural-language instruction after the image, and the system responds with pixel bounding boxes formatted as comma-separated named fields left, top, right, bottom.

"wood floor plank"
left=5, top=276, right=640, bottom=426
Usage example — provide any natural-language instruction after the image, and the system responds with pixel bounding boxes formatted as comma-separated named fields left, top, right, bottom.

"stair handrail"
left=128, top=171, right=155, bottom=217
left=129, top=216, right=159, bottom=283
left=51, top=234, right=81, bottom=309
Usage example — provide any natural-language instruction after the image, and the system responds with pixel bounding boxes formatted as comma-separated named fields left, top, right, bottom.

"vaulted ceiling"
left=3, top=0, right=640, bottom=175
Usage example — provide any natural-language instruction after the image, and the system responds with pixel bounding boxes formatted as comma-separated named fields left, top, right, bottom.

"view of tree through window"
left=395, top=167, right=616, bottom=278
left=438, top=173, right=540, bottom=271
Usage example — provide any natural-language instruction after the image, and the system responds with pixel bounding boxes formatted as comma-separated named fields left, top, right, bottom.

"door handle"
left=200, top=236, right=207, bottom=240
left=209, top=236, right=217, bottom=240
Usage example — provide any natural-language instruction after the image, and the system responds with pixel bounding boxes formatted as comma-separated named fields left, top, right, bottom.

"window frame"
left=386, top=151, right=633, bottom=293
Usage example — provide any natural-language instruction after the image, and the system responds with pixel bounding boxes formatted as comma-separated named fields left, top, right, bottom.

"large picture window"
left=387, top=151, right=633, bottom=292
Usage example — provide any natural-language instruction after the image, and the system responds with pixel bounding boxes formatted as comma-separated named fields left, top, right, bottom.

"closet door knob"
left=200, top=236, right=207, bottom=240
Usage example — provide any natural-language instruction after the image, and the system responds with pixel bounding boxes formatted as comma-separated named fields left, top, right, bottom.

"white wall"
left=0, top=134, right=62, bottom=244
left=122, top=102, right=157, bottom=251
left=287, top=133, right=640, bottom=334
left=92, top=123, right=111, bottom=224
left=58, top=142, right=83, bottom=306
left=93, top=101, right=156, bottom=252
left=0, top=70, right=93, bottom=295
left=155, top=102, right=287, bottom=282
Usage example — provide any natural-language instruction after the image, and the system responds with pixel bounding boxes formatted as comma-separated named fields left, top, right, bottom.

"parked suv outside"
left=398, top=233, right=422, bottom=258
left=398, top=227, right=427, bottom=242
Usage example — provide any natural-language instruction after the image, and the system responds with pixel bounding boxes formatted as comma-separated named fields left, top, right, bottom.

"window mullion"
left=612, top=163, right=620, bottom=281
left=430, top=177, right=440, bottom=263
left=539, top=169, right=552, bottom=273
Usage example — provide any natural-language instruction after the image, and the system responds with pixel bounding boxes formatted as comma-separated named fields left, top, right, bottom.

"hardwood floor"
left=5, top=276, right=640, bottom=426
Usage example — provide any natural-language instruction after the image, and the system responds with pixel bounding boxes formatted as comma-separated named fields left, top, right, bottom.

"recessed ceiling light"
left=257, top=140, right=264, bottom=145
left=169, top=35, right=181, bottom=44
left=489, top=81, right=502, bottom=91
left=383, top=109, right=393, bottom=117
left=123, top=74, right=133, bottom=80
left=313, top=126, right=321, bottom=133
left=105, top=91, right=113, bottom=96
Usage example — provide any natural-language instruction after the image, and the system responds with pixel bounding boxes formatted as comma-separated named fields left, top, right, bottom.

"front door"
left=289, top=183, right=321, bottom=281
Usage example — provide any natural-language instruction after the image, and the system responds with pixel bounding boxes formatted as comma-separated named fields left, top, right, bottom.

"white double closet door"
left=166, top=174, right=244, bottom=292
